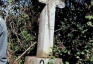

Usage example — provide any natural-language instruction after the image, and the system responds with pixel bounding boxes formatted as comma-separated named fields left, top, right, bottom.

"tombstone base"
left=24, top=56, right=63, bottom=64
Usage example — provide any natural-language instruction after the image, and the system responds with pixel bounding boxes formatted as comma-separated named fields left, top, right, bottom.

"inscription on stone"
left=39, top=59, right=44, bottom=64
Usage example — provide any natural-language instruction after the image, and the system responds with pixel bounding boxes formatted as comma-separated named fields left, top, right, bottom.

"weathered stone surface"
left=37, top=0, right=65, bottom=57
left=39, top=0, right=65, bottom=8
left=24, top=56, right=63, bottom=64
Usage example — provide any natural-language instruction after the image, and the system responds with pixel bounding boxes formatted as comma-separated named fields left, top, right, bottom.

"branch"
left=54, top=28, right=62, bottom=32
left=13, top=42, right=37, bottom=64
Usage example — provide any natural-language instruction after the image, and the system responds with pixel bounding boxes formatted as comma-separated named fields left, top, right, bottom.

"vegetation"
left=0, top=0, right=93, bottom=64
left=54, top=0, right=93, bottom=64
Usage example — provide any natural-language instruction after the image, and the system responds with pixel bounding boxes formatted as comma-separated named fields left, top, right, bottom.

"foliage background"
left=0, top=0, right=93, bottom=64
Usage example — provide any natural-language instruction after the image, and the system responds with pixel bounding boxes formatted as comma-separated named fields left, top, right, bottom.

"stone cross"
left=24, top=0, right=65, bottom=64
left=37, top=0, right=65, bottom=57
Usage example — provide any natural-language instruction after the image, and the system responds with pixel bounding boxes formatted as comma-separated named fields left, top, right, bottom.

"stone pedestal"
left=24, top=56, right=63, bottom=64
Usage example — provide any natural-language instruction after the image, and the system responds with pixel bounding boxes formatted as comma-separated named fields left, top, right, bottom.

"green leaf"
left=89, top=40, right=93, bottom=42
left=91, top=0, right=93, bottom=5
left=67, top=33, right=73, bottom=37
left=85, top=15, right=93, bottom=20
left=82, top=29, right=88, bottom=34
left=90, top=56, right=93, bottom=62
left=50, top=56, right=55, bottom=59
left=81, top=52, right=85, bottom=54
left=18, top=59, right=23, bottom=64
left=77, top=52, right=80, bottom=55
left=76, top=56, right=80, bottom=59
left=8, top=0, right=13, bottom=3
left=87, top=21, right=93, bottom=27
left=65, top=61, right=69, bottom=64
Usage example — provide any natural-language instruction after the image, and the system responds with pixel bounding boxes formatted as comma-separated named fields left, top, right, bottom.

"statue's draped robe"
left=0, top=17, right=7, bottom=64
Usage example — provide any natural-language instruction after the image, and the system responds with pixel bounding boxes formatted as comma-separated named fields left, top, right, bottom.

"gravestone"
left=24, top=0, right=65, bottom=64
